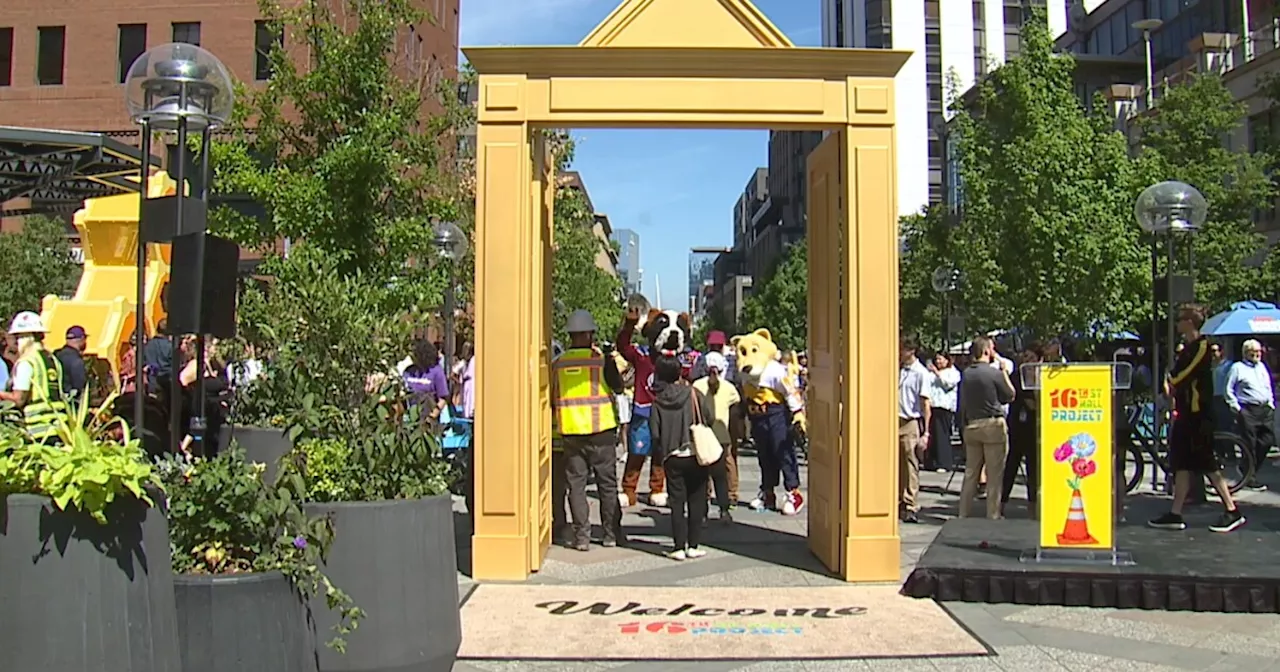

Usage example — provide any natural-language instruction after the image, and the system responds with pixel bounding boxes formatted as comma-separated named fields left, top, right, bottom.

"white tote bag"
left=689, top=392, right=724, bottom=466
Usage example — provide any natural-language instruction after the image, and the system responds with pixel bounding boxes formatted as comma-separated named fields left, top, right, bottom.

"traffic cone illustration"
left=1057, top=489, right=1098, bottom=545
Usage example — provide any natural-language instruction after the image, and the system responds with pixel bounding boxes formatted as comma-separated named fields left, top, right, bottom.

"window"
left=925, top=31, right=941, bottom=48
left=1004, top=6, right=1022, bottom=27
left=834, top=0, right=844, bottom=46
left=117, top=24, right=147, bottom=84
left=172, top=22, right=201, bottom=46
left=974, top=1, right=984, bottom=21
left=925, top=1, right=940, bottom=19
left=254, top=20, right=282, bottom=80
left=36, top=26, right=66, bottom=85
left=0, top=28, right=11, bottom=87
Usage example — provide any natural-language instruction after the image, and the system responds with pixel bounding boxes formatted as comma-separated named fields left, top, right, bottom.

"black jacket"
left=649, top=381, right=714, bottom=462
left=53, top=346, right=86, bottom=402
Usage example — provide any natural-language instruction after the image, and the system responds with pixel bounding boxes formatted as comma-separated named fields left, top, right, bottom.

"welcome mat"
left=458, top=585, right=988, bottom=660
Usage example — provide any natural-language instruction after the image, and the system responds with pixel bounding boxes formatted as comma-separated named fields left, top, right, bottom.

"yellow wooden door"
left=529, top=132, right=555, bottom=571
left=805, top=130, right=845, bottom=575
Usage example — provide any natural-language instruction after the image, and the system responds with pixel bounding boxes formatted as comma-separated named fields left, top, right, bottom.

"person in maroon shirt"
left=616, top=306, right=667, bottom=508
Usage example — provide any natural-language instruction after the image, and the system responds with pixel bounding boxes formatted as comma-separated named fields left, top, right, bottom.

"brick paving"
left=451, top=451, right=1280, bottom=671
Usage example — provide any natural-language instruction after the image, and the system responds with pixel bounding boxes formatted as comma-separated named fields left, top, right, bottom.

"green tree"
left=740, top=240, right=807, bottom=352
left=1133, top=73, right=1279, bottom=311
left=899, top=207, right=950, bottom=346
left=950, top=15, right=1147, bottom=336
left=0, top=216, right=81, bottom=322
left=551, top=186, right=623, bottom=344
left=210, top=0, right=467, bottom=311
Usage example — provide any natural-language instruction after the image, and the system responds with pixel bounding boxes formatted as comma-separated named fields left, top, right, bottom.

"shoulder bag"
left=689, top=391, right=723, bottom=466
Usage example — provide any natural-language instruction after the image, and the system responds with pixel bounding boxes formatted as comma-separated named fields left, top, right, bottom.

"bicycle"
left=1123, top=402, right=1255, bottom=495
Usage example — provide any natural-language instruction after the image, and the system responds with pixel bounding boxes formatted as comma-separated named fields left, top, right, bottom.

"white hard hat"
left=8, top=311, right=46, bottom=335
left=566, top=309, right=598, bottom=334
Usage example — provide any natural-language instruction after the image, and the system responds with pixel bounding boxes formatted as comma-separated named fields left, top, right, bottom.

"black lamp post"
left=431, top=220, right=468, bottom=373
left=125, top=43, right=233, bottom=453
left=1135, top=180, right=1207, bottom=479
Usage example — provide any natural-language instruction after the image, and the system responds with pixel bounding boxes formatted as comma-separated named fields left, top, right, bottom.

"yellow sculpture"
left=466, top=0, right=907, bottom=583
left=41, top=172, right=176, bottom=380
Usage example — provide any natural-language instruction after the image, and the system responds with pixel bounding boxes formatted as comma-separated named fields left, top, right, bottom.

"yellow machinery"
left=40, top=172, right=177, bottom=380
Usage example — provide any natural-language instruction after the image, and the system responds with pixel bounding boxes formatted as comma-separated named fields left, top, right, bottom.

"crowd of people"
left=543, top=306, right=807, bottom=561
left=898, top=303, right=1253, bottom=534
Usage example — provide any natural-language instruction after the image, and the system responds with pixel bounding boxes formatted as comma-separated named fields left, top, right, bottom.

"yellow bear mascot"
left=732, top=329, right=807, bottom=515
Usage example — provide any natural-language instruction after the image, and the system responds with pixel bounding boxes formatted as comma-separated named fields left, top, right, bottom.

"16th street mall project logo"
left=535, top=599, right=867, bottom=636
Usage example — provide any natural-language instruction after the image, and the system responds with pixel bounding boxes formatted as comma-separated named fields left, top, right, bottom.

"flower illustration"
left=293, top=536, right=308, bottom=550
left=1069, top=433, right=1097, bottom=458
left=1053, top=442, right=1074, bottom=463
left=1071, top=458, right=1090, bottom=478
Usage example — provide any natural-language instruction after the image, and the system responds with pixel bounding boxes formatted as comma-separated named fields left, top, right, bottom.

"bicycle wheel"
left=1213, top=431, right=1255, bottom=494
left=1125, top=442, right=1145, bottom=494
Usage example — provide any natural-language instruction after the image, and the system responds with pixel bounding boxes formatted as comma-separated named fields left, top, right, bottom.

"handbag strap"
left=690, top=391, right=703, bottom=426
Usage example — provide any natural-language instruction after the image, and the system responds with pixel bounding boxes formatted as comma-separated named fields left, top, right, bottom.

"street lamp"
left=1132, top=18, right=1163, bottom=110
left=931, top=265, right=963, bottom=353
left=432, top=219, right=468, bottom=373
left=124, top=43, right=233, bottom=454
left=1135, top=180, right=1207, bottom=485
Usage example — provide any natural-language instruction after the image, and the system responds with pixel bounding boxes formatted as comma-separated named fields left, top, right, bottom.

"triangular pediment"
left=580, top=0, right=794, bottom=48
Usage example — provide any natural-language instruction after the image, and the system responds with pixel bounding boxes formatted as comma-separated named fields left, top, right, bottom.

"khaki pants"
left=898, top=418, right=921, bottom=513
left=960, top=417, right=1008, bottom=519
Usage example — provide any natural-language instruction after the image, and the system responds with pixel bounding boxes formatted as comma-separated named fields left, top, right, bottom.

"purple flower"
left=293, top=536, right=307, bottom=550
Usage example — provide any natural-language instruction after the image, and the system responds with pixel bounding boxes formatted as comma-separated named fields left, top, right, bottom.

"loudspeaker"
left=168, top=233, right=239, bottom=338
left=1156, top=274, right=1195, bottom=305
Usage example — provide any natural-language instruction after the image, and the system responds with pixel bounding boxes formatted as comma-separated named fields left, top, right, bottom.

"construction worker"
left=552, top=310, right=625, bottom=551
left=0, top=312, right=68, bottom=442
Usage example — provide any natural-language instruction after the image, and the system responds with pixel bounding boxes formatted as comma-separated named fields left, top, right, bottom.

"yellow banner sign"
left=1038, top=364, right=1114, bottom=551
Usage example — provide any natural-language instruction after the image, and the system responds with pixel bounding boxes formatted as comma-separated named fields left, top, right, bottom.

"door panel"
left=805, top=131, right=845, bottom=575
left=530, top=132, right=554, bottom=570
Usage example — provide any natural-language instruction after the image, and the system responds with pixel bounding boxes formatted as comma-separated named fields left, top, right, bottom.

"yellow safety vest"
left=19, top=349, right=68, bottom=441
left=552, top=347, right=619, bottom=436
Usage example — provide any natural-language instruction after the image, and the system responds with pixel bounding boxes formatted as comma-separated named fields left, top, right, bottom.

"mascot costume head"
left=639, top=309, right=690, bottom=357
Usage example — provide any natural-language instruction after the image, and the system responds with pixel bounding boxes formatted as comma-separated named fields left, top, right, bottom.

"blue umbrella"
left=1203, top=300, right=1280, bottom=336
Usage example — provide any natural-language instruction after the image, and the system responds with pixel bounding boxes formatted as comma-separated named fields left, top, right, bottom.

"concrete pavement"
left=452, top=451, right=1280, bottom=671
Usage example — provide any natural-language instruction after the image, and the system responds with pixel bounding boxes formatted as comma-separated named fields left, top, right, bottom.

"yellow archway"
left=466, top=0, right=909, bottom=583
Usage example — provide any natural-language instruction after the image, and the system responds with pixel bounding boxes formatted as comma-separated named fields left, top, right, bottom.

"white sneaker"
left=649, top=492, right=669, bottom=508
left=618, top=493, right=632, bottom=508
left=685, top=547, right=707, bottom=559
left=666, top=549, right=687, bottom=561
left=749, top=490, right=775, bottom=512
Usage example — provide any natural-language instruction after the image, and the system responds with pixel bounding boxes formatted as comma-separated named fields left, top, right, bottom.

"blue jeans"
left=751, top=404, right=800, bottom=492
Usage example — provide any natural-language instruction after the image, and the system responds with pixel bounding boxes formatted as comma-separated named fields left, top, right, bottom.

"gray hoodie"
left=649, top=381, right=715, bottom=462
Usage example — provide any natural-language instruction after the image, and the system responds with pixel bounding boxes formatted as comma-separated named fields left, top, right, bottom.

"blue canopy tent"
left=1203, top=301, right=1280, bottom=336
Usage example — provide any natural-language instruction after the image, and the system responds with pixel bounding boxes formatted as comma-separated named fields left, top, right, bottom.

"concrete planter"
left=232, top=425, right=292, bottom=485
left=0, top=493, right=181, bottom=671
left=304, top=496, right=460, bottom=672
left=175, top=570, right=316, bottom=672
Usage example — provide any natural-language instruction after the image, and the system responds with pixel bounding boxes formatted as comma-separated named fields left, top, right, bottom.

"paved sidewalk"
left=452, top=452, right=1280, bottom=671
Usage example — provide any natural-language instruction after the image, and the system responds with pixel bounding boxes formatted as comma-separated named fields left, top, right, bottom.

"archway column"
left=841, top=123, right=901, bottom=581
left=472, top=75, right=541, bottom=579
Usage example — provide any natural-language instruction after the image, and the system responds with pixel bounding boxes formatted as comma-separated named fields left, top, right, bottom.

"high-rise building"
left=687, top=249, right=721, bottom=317
left=821, top=0, right=1073, bottom=216
left=612, top=228, right=641, bottom=295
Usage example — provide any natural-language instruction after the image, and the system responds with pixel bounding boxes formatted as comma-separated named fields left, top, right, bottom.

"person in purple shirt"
left=403, top=340, right=449, bottom=422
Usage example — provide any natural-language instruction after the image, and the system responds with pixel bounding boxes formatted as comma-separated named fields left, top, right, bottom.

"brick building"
left=0, top=0, right=460, bottom=227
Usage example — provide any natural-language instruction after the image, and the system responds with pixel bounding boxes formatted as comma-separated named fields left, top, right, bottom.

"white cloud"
left=461, top=0, right=608, bottom=47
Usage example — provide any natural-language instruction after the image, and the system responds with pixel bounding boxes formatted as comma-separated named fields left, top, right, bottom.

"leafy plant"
left=158, top=447, right=363, bottom=651
left=551, top=181, right=624, bottom=344
left=0, top=394, right=158, bottom=524
left=0, top=215, right=82, bottom=320
left=279, top=383, right=451, bottom=503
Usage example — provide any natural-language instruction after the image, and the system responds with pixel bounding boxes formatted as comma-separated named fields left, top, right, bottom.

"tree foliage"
left=946, top=15, right=1146, bottom=337
left=740, top=240, right=807, bottom=352
left=551, top=184, right=623, bottom=344
left=0, top=216, right=80, bottom=323
left=210, top=0, right=468, bottom=312
left=1131, top=73, right=1279, bottom=310
left=899, top=207, right=949, bottom=345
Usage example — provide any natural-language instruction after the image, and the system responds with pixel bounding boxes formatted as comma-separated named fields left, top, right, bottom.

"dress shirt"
left=1213, top=360, right=1231, bottom=397
left=899, top=359, right=928, bottom=419
left=1225, top=359, right=1275, bottom=412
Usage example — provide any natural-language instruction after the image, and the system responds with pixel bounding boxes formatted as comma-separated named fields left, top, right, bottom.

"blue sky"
left=459, top=0, right=821, bottom=311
